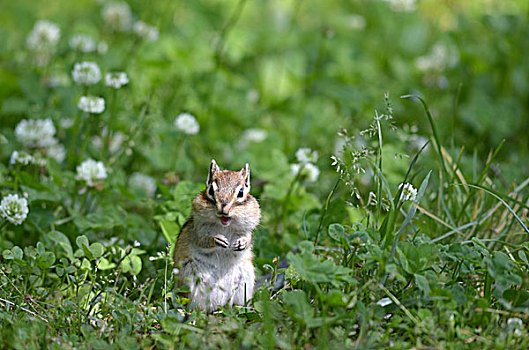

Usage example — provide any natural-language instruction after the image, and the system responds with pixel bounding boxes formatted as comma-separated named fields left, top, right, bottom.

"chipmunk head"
left=205, top=159, right=251, bottom=227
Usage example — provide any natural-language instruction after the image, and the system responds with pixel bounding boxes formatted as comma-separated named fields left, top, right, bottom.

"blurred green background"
left=1, top=0, right=528, bottom=252
left=1, top=1, right=529, bottom=347
left=2, top=0, right=528, bottom=178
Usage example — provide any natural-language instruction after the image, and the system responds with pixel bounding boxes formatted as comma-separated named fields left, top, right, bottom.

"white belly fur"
left=181, top=246, right=255, bottom=312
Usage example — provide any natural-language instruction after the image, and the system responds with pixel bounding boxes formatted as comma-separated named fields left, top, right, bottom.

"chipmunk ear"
left=207, top=159, right=220, bottom=186
left=241, top=163, right=250, bottom=188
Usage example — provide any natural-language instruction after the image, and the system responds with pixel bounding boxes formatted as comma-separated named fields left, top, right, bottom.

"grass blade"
left=402, top=94, right=448, bottom=178
left=465, top=184, right=529, bottom=235
left=388, top=171, right=432, bottom=261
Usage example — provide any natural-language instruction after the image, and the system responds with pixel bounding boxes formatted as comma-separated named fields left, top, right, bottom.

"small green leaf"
left=414, top=274, right=430, bottom=295
left=76, top=235, right=89, bottom=249
left=74, top=212, right=124, bottom=231
left=502, top=288, right=529, bottom=308
left=82, top=245, right=94, bottom=260
left=97, top=257, right=116, bottom=270
left=81, top=258, right=91, bottom=270
left=486, top=251, right=522, bottom=287
left=89, top=243, right=104, bottom=259
left=451, top=284, right=467, bottom=306
left=121, top=255, right=142, bottom=275
left=42, top=251, right=56, bottom=266
left=328, top=223, right=346, bottom=242
left=519, top=250, right=528, bottom=265
left=287, top=241, right=353, bottom=285
left=2, top=246, right=23, bottom=260
left=160, top=220, right=180, bottom=257
left=74, top=248, right=84, bottom=258
left=326, top=290, right=347, bottom=307
left=36, top=242, right=45, bottom=255
left=283, top=290, right=313, bottom=325
left=37, top=251, right=55, bottom=269
left=56, top=267, right=64, bottom=277
left=398, top=242, right=438, bottom=274
left=385, top=263, right=406, bottom=283
left=297, top=240, right=315, bottom=254
left=131, top=248, right=146, bottom=255
left=47, top=231, right=74, bottom=260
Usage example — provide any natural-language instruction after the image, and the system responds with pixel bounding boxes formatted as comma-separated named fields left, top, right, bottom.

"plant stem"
left=102, top=89, right=118, bottom=160
left=78, top=114, right=92, bottom=162
left=164, top=257, right=168, bottom=314
left=276, top=165, right=304, bottom=234
left=314, top=176, right=340, bottom=244
left=0, top=221, right=8, bottom=249
left=375, top=117, right=383, bottom=227
left=67, top=112, right=83, bottom=168
left=13, top=164, right=21, bottom=192
left=68, top=86, right=88, bottom=168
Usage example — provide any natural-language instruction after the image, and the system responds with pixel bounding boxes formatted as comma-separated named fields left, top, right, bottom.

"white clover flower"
left=105, top=72, right=129, bottom=89
left=246, top=89, right=260, bottom=104
left=92, top=129, right=125, bottom=154
left=31, top=155, right=47, bottom=167
left=0, top=194, right=29, bottom=225
left=97, top=41, right=109, bottom=54
left=238, top=128, right=267, bottom=150
left=15, top=118, right=57, bottom=148
left=46, top=143, right=66, bottom=163
left=60, top=118, right=74, bottom=129
left=399, top=182, right=418, bottom=202
left=72, top=62, right=101, bottom=85
left=133, top=21, right=159, bottom=42
left=102, top=2, right=133, bottom=32
left=384, top=0, right=417, bottom=12
left=10, top=151, right=33, bottom=166
left=242, top=129, right=267, bottom=143
left=69, top=34, right=96, bottom=53
left=76, top=159, right=107, bottom=187
left=415, top=56, right=432, bottom=72
left=91, top=136, right=104, bottom=152
left=295, top=147, right=318, bottom=164
left=26, top=20, right=61, bottom=50
left=507, top=317, right=523, bottom=337
left=291, top=163, right=320, bottom=183
left=415, top=43, right=459, bottom=73
left=129, top=172, right=157, bottom=198
left=47, top=73, right=70, bottom=87
left=108, top=132, right=126, bottom=154
left=349, top=14, right=366, bottom=30
left=26, top=20, right=61, bottom=66
left=174, top=113, right=199, bottom=135
left=408, top=134, right=429, bottom=151
left=78, top=96, right=105, bottom=114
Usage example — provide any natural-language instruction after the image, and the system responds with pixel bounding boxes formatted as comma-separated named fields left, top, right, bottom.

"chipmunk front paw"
left=232, top=237, right=248, bottom=251
left=214, top=234, right=229, bottom=248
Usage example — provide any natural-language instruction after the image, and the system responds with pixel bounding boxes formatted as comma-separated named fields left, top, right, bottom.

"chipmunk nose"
left=218, top=203, right=232, bottom=216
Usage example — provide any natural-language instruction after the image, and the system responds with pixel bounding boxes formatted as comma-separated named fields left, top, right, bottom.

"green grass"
left=1, top=0, right=529, bottom=348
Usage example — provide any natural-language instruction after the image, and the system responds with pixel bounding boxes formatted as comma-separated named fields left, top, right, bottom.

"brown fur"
left=172, top=160, right=260, bottom=311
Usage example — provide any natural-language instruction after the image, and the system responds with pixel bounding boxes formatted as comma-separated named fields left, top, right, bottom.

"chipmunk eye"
left=237, top=188, right=244, bottom=198
left=208, top=186, right=215, bottom=198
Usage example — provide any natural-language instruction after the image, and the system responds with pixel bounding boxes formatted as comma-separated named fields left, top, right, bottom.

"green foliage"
left=1, top=0, right=529, bottom=348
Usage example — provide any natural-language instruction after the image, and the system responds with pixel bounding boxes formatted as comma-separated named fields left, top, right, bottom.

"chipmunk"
left=173, top=160, right=261, bottom=312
